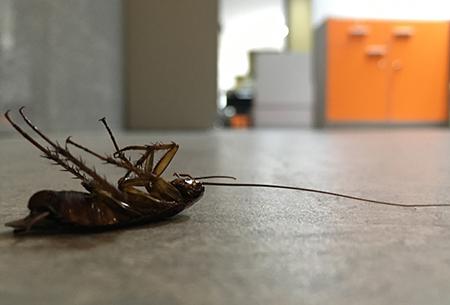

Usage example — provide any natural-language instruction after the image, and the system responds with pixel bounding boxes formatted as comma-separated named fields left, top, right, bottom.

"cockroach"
left=4, top=108, right=450, bottom=234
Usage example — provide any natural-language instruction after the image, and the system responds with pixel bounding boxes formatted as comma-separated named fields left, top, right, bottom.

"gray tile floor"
left=1, top=128, right=450, bottom=305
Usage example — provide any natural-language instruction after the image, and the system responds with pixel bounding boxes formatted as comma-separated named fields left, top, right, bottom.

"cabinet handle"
left=393, top=26, right=414, bottom=38
left=349, top=25, right=369, bottom=37
left=366, top=45, right=387, bottom=56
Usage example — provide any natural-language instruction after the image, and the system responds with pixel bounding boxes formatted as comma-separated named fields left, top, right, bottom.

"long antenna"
left=202, top=182, right=450, bottom=208
left=195, top=175, right=237, bottom=180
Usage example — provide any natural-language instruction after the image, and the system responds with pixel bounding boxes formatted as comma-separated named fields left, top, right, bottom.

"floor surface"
left=1, top=128, right=450, bottom=305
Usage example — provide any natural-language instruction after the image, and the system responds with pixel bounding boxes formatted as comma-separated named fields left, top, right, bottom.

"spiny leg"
left=16, top=107, right=119, bottom=196
left=6, top=108, right=152, bottom=217
left=98, top=117, right=172, bottom=182
left=98, top=115, right=178, bottom=183
left=65, top=137, right=174, bottom=200
left=66, top=124, right=174, bottom=187
left=4, top=110, right=85, bottom=181
left=65, top=136, right=149, bottom=179
left=98, top=117, right=136, bottom=168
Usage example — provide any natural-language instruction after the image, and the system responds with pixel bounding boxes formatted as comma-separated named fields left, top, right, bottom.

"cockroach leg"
left=25, top=211, right=51, bottom=231
left=112, top=145, right=154, bottom=185
left=66, top=136, right=106, bottom=160
left=99, top=117, right=121, bottom=152
left=98, top=117, right=177, bottom=181
left=152, top=143, right=179, bottom=177
left=118, top=177, right=150, bottom=188
left=117, top=144, right=178, bottom=193
left=65, top=136, right=149, bottom=179
left=98, top=117, right=137, bottom=171
left=117, top=150, right=152, bottom=186
left=114, top=144, right=184, bottom=202
left=17, top=107, right=119, bottom=196
left=117, top=143, right=179, bottom=181
left=5, top=211, right=51, bottom=233
left=118, top=177, right=153, bottom=194
left=122, top=145, right=156, bottom=173
left=142, top=148, right=155, bottom=173
left=4, top=110, right=86, bottom=181
left=116, top=143, right=178, bottom=155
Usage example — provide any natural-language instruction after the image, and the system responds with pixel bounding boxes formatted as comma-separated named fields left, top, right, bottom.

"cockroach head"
left=171, top=177, right=205, bottom=203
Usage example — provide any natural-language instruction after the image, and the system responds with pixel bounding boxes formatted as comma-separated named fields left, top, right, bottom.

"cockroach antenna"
left=201, top=181, right=450, bottom=208
left=173, top=173, right=237, bottom=181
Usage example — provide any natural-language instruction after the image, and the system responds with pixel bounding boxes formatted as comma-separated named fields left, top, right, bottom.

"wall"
left=126, top=0, right=218, bottom=129
left=219, top=0, right=288, bottom=91
left=0, top=0, right=123, bottom=133
left=313, top=0, right=450, bottom=26
left=288, top=0, right=312, bottom=52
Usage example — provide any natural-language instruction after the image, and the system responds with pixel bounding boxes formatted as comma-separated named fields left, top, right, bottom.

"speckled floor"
left=1, top=128, right=450, bottom=305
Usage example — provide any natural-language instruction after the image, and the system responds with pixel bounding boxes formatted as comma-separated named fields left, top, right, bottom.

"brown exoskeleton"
left=4, top=107, right=230, bottom=233
left=5, top=108, right=450, bottom=234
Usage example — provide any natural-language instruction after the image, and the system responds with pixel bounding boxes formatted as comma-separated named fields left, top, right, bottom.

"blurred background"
left=0, top=0, right=450, bottom=132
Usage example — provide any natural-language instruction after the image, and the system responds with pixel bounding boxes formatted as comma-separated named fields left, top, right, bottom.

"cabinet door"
left=326, top=19, right=390, bottom=122
left=388, top=22, right=449, bottom=122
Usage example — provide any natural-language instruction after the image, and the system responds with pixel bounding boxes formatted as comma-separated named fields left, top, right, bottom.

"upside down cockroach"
left=4, top=108, right=450, bottom=234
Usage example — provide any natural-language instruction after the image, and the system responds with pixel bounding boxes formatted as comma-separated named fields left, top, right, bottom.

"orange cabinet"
left=315, top=18, right=449, bottom=125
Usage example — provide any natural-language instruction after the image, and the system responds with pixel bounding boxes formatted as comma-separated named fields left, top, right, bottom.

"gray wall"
left=126, top=0, right=218, bottom=129
left=0, top=0, right=123, bottom=133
